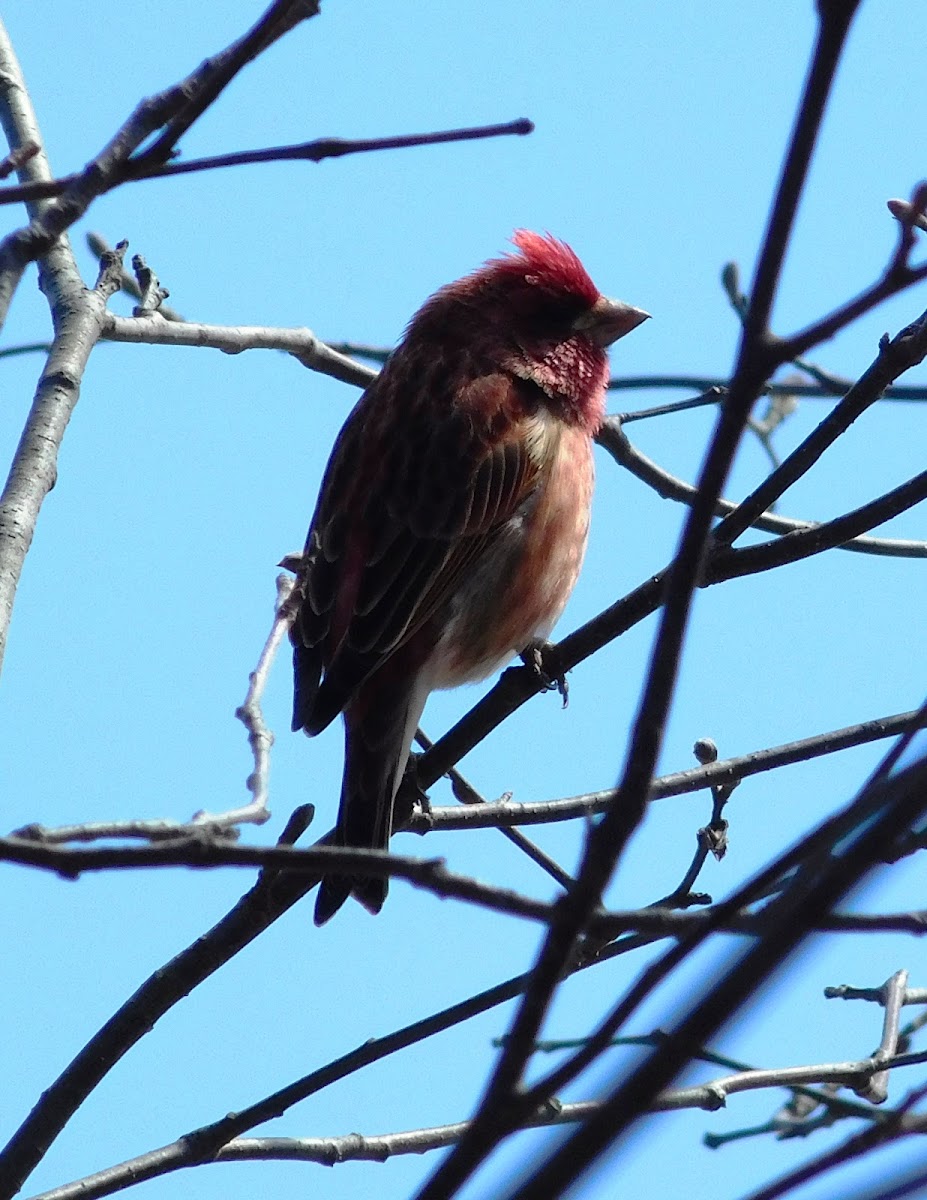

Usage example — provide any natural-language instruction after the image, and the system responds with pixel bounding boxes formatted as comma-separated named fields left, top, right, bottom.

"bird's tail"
left=313, top=721, right=398, bottom=924
left=314, top=675, right=428, bottom=925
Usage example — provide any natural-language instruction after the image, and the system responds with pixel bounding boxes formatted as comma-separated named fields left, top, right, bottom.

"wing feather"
left=291, top=367, right=558, bottom=734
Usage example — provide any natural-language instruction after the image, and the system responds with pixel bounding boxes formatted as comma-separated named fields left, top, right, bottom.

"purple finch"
left=291, top=231, right=648, bottom=923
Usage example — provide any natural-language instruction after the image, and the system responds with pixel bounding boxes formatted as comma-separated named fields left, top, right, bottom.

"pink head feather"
left=491, top=230, right=600, bottom=307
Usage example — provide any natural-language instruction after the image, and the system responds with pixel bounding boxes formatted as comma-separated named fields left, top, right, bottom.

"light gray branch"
left=212, top=573, right=297, bottom=829
left=0, top=22, right=111, bottom=677
left=0, top=19, right=83, bottom=324
left=30, top=1049, right=927, bottom=1199
left=102, top=312, right=376, bottom=388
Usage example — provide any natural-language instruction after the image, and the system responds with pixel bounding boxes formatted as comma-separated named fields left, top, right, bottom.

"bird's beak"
left=573, top=296, right=650, bottom=347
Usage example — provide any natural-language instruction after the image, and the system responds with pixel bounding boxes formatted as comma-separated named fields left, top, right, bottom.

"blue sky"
left=2, top=3, right=926, bottom=1199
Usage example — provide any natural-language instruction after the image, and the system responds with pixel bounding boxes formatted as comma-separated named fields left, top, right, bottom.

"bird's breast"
left=429, top=423, right=594, bottom=687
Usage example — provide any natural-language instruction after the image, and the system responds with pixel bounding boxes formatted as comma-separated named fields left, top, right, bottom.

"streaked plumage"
left=291, top=231, right=648, bottom=923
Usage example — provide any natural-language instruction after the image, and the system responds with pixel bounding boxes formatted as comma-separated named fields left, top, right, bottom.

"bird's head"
left=432, top=231, right=649, bottom=433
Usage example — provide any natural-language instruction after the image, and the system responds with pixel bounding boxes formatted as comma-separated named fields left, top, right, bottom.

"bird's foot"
left=393, top=754, right=430, bottom=831
left=520, top=639, right=569, bottom=707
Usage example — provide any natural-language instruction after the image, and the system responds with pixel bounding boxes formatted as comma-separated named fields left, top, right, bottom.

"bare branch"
left=417, top=699, right=925, bottom=829
left=0, top=19, right=83, bottom=323
left=413, top=728, right=575, bottom=891
left=86, top=233, right=185, bottom=321
left=505, top=741, right=927, bottom=1200
left=825, top=984, right=927, bottom=1005
left=735, top=1083, right=927, bottom=1200
left=0, top=838, right=531, bottom=907
left=0, top=136, right=38, bottom=178
left=598, top=415, right=927, bottom=559
left=29, top=1029, right=927, bottom=1200
left=0, top=1, right=321, bottom=313
left=649, top=737, right=733, bottom=909
left=713, top=305, right=927, bottom=549
left=0, top=339, right=52, bottom=359
left=138, top=1, right=317, bottom=164
left=857, top=970, right=909, bottom=1103
left=102, top=311, right=376, bottom=388
left=0, top=119, right=534, bottom=206
left=322, top=340, right=391, bottom=365
left=9, top=818, right=239, bottom=846
left=704, top=467, right=927, bottom=583
left=197, top=573, right=299, bottom=831
left=6, top=822, right=927, bottom=945
left=0, top=171, right=116, bottom=678
left=608, top=375, right=927, bottom=402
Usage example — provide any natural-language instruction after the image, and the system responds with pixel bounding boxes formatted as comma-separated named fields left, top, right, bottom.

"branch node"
left=131, top=253, right=171, bottom=316
left=0, top=138, right=40, bottom=179
left=93, top=238, right=129, bottom=298
left=693, top=738, right=718, bottom=765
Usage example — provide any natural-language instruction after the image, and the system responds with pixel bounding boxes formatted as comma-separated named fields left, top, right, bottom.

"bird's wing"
left=291, top=368, right=558, bottom=734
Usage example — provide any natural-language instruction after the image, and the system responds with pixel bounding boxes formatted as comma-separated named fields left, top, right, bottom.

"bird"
left=289, top=231, right=648, bottom=924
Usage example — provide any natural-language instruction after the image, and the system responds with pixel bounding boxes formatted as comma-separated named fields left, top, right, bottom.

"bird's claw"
left=520, top=639, right=569, bottom=707
left=393, top=754, right=430, bottom=831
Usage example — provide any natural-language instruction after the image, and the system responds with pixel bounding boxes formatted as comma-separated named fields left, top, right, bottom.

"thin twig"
left=0, top=120, right=535, bottom=206
left=649, top=737, right=733, bottom=909
left=210, top=573, right=298, bottom=829
left=609, top=375, right=927, bottom=403
left=598, top=415, right=927, bottom=559
left=508, top=727, right=927, bottom=1200
left=10, top=699, right=921, bottom=884
left=27, top=1023, right=927, bottom=1200
left=735, top=1082, right=927, bottom=1200
left=825, top=984, right=927, bottom=1005
left=704, top=467, right=927, bottom=583
left=413, top=729, right=575, bottom=891
left=713, top=305, right=927, bottom=549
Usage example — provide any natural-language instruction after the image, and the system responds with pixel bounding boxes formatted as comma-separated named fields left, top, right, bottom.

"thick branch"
left=0, top=35, right=124, bottom=675
left=421, top=10, right=867, bottom=1194
left=0, top=21, right=81, bottom=324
